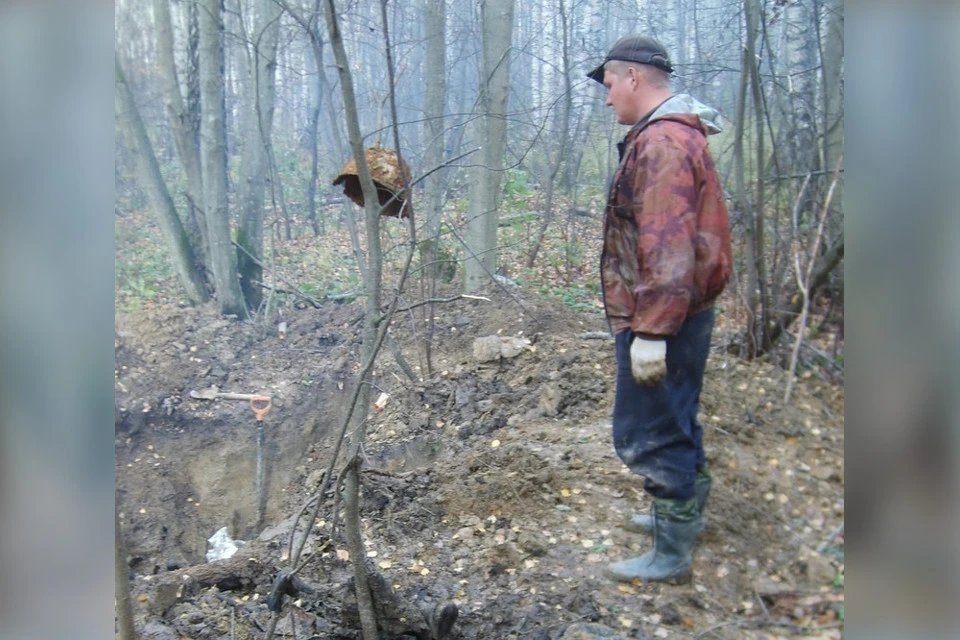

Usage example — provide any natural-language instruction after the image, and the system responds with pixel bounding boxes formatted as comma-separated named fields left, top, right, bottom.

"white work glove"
left=630, top=336, right=667, bottom=385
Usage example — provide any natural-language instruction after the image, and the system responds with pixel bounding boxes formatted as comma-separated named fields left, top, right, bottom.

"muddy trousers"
left=612, top=309, right=714, bottom=501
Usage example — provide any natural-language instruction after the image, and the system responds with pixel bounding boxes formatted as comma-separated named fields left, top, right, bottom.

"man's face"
left=603, top=65, right=639, bottom=125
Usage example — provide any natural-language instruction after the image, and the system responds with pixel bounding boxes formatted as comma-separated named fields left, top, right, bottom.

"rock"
left=455, top=385, right=472, bottom=406
left=141, top=621, right=177, bottom=640
left=485, top=541, right=524, bottom=567
left=538, top=384, right=562, bottom=416
left=812, top=464, right=843, bottom=483
left=472, top=336, right=531, bottom=362
left=499, top=336, right=528, bottom=358
left=257, top=516, right=295, bottom=542
left=558, top=622, right=630, bottom=640
left=305, top=468, right=326, bottom=488
left=798, top=550, right=836, bottom=586
left=341, top=567, right=429, bottom=637
left=516, top=531, right=546, bottom=556
left=473, top=336, right=503, bottom=363
left=148, top=581, right=181, bottom=615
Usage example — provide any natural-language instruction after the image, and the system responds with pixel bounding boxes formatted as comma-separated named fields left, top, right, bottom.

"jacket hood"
left=647, top=94, right=723, bottom=135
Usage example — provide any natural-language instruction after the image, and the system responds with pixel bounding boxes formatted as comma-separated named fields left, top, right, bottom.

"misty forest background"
left=114, top=0, right=844, bottom=366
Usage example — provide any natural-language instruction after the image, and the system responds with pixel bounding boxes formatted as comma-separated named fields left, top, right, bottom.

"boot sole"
left=605, top=567, right=692, bottom=585
left=621, top=521, right=706, bottom=536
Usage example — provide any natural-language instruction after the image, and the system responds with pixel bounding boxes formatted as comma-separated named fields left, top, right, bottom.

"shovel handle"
left=250, top=395, right=272, bottom=421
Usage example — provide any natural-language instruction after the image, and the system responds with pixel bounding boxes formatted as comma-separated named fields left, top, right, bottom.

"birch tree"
left=116, top=57, right=209, bottom=305
left=236, top=0, right=281, bottom=311
left=464, top=0, right=514, bottom=292
left=420, top=0, right=447, bottom=278
left=153, top=0, right=208, bottom=264
left=199, top=0, right=248, bottom=317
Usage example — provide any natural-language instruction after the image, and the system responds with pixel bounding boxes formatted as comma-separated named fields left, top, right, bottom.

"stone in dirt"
left=473, top=335, right=530, bottom=362
left=558, top=621, right=635, bottom=640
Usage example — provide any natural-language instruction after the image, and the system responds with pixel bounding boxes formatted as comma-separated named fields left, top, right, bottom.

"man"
left=587, top=35, right=733, bottom=583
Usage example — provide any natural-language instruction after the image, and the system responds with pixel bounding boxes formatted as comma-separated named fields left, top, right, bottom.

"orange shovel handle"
left=250, top=395, right=272, bottom=421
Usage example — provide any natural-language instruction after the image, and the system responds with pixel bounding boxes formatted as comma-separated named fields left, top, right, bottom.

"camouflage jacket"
left=601, top=94, right=732, bottom=336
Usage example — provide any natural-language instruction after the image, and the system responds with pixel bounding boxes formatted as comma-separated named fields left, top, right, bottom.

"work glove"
left=630, top=336, right=667, bottom=385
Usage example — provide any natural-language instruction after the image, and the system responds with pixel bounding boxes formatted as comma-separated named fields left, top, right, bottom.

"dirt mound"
left=116, top=287, right=844, bottom=639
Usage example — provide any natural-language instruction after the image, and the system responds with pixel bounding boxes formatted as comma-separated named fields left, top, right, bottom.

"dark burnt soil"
left=115, top=286, right=844, bottom=640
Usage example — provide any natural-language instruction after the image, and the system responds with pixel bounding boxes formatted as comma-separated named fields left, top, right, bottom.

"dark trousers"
left=612, top=309, right=714, bottom=500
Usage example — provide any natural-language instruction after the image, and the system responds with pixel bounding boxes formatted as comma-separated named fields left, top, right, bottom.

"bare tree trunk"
left=421, top=0, right=447, bottom=376
left=761, top=234, right=844, bottom=352
left=115, top=512, right=136, bottom=640
left=526, top=0, right=570, bottom=269
left=305, top=3, right=324, bottom=236
left=276, top=0, right=330, bottom=237
left=746, top=0, right=770, bottom=351
left=733, top=0, right=765, bottom=358
left=199, top=0, right=248, bottom=317
left=420, top=0, right=447, bottom=279
left=465, top=0, right=514, bottom=292
left=116, top=57, right=209, bottom=305
left=237, top=0, right=281, bottom=312
left=323, top=0, right=384, bottom=635
left=819, top=0, right=844, bottom=246
left=733, top=29, right=758, bottom=357
left=154, top=0, right=209, bottom=268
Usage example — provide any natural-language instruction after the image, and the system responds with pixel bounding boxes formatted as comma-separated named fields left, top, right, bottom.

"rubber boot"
left=624, top=464, right=711, bottom=535
left=607, top=497, right=701, bottom=584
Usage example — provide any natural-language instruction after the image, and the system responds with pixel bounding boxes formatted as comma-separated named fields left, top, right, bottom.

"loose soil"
left=116, top=286, right=844, bottom=640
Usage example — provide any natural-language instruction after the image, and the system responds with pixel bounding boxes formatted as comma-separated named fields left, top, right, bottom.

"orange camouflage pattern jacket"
left=601, top=95, right=733, bottom=337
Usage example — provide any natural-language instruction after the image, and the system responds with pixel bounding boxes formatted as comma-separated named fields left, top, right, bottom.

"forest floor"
left=115, top=282, right=844, bottom=640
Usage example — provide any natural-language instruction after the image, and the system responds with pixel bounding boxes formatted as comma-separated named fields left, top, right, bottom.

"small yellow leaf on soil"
left=379, top=561, right=393, bottom=569
left=490, top=440, right=501, bottom=448
left=420, top=568, right=430, bottom=576
left=769, top=458, right=779, bottom=466
left=137, top=595, right=148, bottom=603
left=561, top=489, right=571, bottom=497
left=618, top=584, right=636, bottom=594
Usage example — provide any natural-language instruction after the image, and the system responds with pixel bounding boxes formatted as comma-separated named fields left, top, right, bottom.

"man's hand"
left=630, top=336, right=667, bottom=385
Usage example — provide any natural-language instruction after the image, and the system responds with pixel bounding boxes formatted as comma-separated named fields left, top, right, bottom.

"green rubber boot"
left=607, top=497, right=701, bottom=584
left=624, top=464, right=712, bottom=535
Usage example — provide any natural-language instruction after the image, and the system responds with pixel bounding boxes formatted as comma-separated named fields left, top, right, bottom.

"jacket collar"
left=616, top=96, right=671, bottom=160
